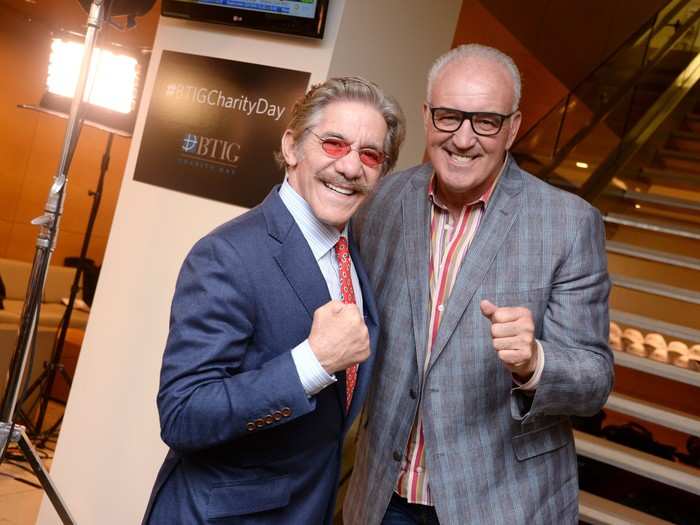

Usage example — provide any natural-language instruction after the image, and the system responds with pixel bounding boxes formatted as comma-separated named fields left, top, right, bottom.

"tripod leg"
left=17, top=429, right=76, bottom=525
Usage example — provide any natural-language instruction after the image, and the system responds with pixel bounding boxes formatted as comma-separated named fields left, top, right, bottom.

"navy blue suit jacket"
left=143, top=186, right=379, bottom=524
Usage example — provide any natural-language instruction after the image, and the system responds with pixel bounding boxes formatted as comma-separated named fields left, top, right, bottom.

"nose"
left=451, top=119, right=478, bottom=149
left=333, top=149, right=364, bottom=179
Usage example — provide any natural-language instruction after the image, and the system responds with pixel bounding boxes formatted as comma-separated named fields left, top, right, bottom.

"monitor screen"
left=161, top=0, right=329, bottom=39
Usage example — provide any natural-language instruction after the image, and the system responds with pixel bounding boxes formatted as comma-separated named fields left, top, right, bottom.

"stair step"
left=638, top=167, right=698, bottom=190
left=610, top=309, right=700, bottom=344
left=605, top=393, right=700, bottom=437
left=669, top=130, right=700, bottom=153
left=609, top=188, right=700, bottom=212
left=612, top=350, right=700, bottom=387
left=574, top=431, right=700, bottom=495
left=579, top=490, right=675, bottom=525
left=659, top=148, right=700, bottom=161
left=671, top=130, right=700, bottom=141
left=604, top=213, right=700, bottom=240
left=606, top=241, right=700, bottom=270
left=610, top=274, right=700, bottom=304
left=658, top=148, right=700, bottom=173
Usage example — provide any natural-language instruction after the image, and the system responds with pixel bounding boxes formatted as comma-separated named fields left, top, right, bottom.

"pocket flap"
left=207, top=475, right=290, bottom=519
left=512, top=420, right=572, bottom=461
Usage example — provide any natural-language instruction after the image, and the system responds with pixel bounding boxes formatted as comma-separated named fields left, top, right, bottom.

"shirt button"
left=409, top=388, right=417, bottom=399
left=437, top=304, right=444, bottom=312
left=415, top=467, right=423, bottom=473
left=393, top=450, right=402, bottom=461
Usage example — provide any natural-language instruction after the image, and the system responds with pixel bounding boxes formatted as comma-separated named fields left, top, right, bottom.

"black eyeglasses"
left=429, top=106, right=517, bottom=136
left=308, top=130, right=387, bottom=168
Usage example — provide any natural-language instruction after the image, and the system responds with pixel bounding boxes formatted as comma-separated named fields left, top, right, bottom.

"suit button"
left=393, top=450, right=402, bottom=461
left=255, top=418, right=264, bottom=428
left=264, top=415, right=274, bottom=425
left=246, top=422, right=255, bottom=431
left=409, top=388, right=417, bottom=399
left=281, top=407, right=292, bottom=417
left=272, top=410, right=283, bottom=421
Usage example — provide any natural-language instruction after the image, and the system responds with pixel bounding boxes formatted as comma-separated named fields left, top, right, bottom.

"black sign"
left=133, top=50, right=310, bottom=207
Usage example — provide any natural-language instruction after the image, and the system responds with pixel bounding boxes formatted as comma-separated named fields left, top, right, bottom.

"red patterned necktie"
left=335, top=236, right=358, bottom=412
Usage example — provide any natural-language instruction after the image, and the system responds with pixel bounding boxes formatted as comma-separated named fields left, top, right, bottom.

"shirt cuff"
left=513, top=340, right=545, bottom=391
left=291, top=339, right=337, bottom=396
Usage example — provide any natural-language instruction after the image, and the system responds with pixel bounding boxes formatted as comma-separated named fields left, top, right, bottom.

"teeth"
left=450, top=152, right=473, bottom=160
left=325, top=183, right=354, bottom=196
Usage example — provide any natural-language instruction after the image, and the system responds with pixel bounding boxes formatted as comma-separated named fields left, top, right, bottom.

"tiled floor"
left=0, top=403, right=63, bottom=525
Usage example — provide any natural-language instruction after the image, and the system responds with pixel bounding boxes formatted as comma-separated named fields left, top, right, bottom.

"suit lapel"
left=264, top=187, right=331, bottom=319
left=264, top=188, right=347, bottom=413
left=427, top=158, right=524, bottom=372
left=402, top=166, right=433, bottom=378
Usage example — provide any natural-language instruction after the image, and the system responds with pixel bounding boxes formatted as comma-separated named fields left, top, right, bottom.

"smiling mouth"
left=446, top=149, right=480, bottom=164
left=324, top=182, right=356, bottom=196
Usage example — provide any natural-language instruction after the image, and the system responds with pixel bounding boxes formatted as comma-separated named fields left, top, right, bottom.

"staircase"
left=511, top=1, right=700, bottom=521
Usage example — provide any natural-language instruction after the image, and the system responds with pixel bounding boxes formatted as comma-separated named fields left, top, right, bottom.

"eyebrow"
left=318, top=131, right=383, bottom=151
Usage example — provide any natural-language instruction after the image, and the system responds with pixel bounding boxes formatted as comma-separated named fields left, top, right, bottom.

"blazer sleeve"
left=512, top=206, right=613, bottom=423
left=157, top=233, right=315, bottom=452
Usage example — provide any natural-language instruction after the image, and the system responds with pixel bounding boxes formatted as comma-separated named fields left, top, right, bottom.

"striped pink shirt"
left=395, top=169, right=501, bottom=505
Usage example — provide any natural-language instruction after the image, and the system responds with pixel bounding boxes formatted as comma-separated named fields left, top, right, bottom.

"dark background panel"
left=133, top=50, right=310, bottom=207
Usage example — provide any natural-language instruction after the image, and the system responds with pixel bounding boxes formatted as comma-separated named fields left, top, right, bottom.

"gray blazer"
left=344, top=157, right=613, bottom=524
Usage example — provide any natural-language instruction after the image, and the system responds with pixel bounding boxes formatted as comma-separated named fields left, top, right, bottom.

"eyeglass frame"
left=306, top=129, right=389, bottom=168
left=428, top=105, right=518, bottom=136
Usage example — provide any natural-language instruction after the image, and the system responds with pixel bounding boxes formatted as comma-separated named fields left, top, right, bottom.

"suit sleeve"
left=512, top=206, right=613, bottom=422
left=157, top=233, right=315, bottom=452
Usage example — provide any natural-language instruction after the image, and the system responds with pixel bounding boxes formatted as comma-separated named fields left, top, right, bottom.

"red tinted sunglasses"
left=308, top=130, right=387, bottom=168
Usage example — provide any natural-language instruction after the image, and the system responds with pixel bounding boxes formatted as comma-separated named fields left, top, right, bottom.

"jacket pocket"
left=207, top=475, right=290, bottom=519
left=512, top=419, right=572, bottom=461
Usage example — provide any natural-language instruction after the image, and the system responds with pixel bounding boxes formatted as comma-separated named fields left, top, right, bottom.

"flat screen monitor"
left=161, top=0, right=329, bottom=39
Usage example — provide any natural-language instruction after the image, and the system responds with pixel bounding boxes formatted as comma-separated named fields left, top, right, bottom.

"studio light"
left=47, top=38, right=139, bottom=114
left=32, top=33, right=147, bottom=135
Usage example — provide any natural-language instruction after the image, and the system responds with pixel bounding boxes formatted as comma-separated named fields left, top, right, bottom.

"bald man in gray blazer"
left=343, top=45, right=612, bottom=524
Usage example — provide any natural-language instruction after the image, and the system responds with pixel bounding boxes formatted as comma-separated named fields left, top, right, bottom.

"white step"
left=579, top=490, right=675, bottom=525
left=605, top=392, right=700, bottom=437
left=574, top=431, right=700, bottom=495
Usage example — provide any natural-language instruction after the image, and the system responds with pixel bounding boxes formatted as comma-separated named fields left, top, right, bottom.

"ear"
left=505, top=111, right=522, bottom=150
left=422, top=103, right=431, bottom=133
left=281, top=129, right=299, bottom=168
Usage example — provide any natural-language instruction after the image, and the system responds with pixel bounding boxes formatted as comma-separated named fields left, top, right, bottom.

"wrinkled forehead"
left=431, top=58, right=515, bottom=111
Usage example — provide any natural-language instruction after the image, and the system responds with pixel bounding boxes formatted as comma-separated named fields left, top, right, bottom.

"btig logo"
left=180, top=133, right=240, bottom=166
left=182, top=133, right=199, bottom=154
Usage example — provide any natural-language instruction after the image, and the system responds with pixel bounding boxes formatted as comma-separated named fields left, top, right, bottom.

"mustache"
left=319, top=174, right=372, bottom=194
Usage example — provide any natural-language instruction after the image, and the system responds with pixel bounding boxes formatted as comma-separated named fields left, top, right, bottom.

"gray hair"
left=276, top=76, right=406, bottom=175
left=427, top=44, right=521, bottom=112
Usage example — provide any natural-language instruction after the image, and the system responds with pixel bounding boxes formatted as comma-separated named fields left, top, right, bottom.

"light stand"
left=0, top=2, right=108, bottom=523
left=17, top=130, right=123, bottom=445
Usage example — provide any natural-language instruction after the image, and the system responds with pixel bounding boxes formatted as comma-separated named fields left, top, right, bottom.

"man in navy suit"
left=142, top=77, right=405, bottom=524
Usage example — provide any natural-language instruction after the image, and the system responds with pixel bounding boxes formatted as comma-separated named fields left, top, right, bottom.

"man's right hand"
left=308, top=300, right=370, bottom=374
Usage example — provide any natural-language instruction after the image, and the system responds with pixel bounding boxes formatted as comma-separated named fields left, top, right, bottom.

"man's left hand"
left=480, top=299, right=537, bottom=381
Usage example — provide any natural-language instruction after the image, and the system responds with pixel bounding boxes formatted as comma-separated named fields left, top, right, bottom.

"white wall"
left=329, top=1, right=462, bottom=170
left=37, top=2, right=461, bottom=523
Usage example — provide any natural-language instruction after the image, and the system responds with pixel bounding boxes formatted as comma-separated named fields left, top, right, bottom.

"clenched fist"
left=308, top=300, right=370, bottom=374
left=480, top=299, right=538, bottom=381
